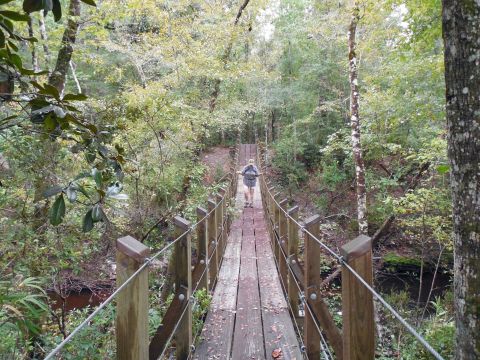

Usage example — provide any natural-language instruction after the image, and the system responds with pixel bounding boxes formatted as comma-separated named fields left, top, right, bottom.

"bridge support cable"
left=268, top=209, right=333, bottom=360
left=258, top=147, right=446, bottom=360
left=44, top=150, right=239, bottom=360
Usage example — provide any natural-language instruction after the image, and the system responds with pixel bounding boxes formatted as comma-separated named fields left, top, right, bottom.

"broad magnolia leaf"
left=80, top=0, right=96, bottom=6
left=52, top=0, right=61, bottom=21
left=91, top=204, right=103, bottom=222
left=23, top=0, right=44, bottom=13
left=0, top=10, right=30, bottom=21
left=62, top=93, right=87, bottom=101
left=49, top=194, right=65, bottom=226
left=42, top=185, right=63, bottom=199
left=109, top=193, right=129, bottom=200
left=66, top=187, right=77, bottom=203
left=82, top=209, right=94, bottom=232
left=106, top=182, right=122, bottom=196
left=91, top=168, right=102, bottom=187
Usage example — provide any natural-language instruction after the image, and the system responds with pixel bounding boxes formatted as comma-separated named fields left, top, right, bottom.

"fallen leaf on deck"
left=272, top=348, right=282, bottom=358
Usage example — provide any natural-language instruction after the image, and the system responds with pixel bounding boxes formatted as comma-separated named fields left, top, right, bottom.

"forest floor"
left=50, top=146, right=233, bottom=309
left=200, top=146, right=232, bottom=185
left=263, top=156, right=452, bottom=304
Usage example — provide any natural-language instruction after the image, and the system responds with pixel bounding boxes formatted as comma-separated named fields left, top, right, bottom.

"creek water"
left=376, top=268, right=452, bottom=307
left=48, top=288, right=111, bottom=311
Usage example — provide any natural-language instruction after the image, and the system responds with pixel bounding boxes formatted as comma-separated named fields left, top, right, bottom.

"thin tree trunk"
left=348, top=3, right=367, bottom=235
left=442, top=2, right=480, bottom=358
left=69, top=61, right=81, bottom=93
left=48, top=0, right=81, bottom=95
left=27, top=16, right=38, bottom=72
left=421, top=246, right=445, bottom=321
left=38, top=11, right=51, bottom=69
left=208, top=0, right=251, bottom=112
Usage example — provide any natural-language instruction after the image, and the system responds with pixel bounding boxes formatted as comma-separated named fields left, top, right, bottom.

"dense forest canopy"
left=0, top=0, right=478, bottom=358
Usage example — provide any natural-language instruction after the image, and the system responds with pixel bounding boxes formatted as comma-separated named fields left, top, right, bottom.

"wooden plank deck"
left=194, top=145, right=302, bottom=360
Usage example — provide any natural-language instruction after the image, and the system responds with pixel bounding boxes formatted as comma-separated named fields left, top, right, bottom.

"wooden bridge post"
left=173, top=216, right=192, bottom=360
left=272, top=192, right=280, bottom=261
left=196, top=207, right=209, bottom=292
left=287, top=206, right=299, bottom=318
left=116, top=236, right=150, bottom=360
left=219, top=188, right=227, bottom=254
left=278, top=198, right=288, bottom=291
left=303, top=215, right=322, bottom=359
left=207, top=198, right=219, bottom=286
left=215, top=193, right=223, bottom=256
left=341, top=235, right=375, bottom=360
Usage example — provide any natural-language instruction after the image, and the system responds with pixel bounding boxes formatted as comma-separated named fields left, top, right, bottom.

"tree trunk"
left=69, top=61, right=82, bottom=93
left=348, top=3, right=367, bottom=235
left=208, top=0, right=251, bottom=112
left=27, top=16, right=39, bottom=72
left=38, top=11, right=51, bottom=70
left=48, top=0, right=81, bottom=94
left=442, top=2, right=480, bottom=358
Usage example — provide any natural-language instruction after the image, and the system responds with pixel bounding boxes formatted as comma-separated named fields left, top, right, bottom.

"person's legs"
left=249, top=187, right=255, bottom=207
left=244, top=186, right=249, bottom=206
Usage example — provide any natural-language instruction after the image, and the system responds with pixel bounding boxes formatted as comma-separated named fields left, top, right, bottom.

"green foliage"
left=0, top=276, right=48, bottom=357
left=271, top=136, right=307, bottom=188
left=42, top=304, right=115, bottom=359
left=193, top=289, right=211, bottom=342
left=392, top=187, right=452, bottom=251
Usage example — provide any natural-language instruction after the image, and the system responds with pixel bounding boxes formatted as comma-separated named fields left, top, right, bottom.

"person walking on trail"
left=238, top=159, right=260, bottom=208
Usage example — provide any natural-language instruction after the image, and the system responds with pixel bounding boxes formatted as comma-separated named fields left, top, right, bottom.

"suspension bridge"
left=44, top=144, right=444, bottom=360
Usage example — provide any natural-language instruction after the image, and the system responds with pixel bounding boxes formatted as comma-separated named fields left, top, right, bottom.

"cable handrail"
left=269, top=213, right=332, bottom=360
left=258, top=159, right=445, bottom=360
left=44, top=168, right=237, bottom=359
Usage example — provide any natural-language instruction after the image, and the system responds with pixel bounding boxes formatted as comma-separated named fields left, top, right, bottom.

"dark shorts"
left=243, top=178, right=257, bottom=188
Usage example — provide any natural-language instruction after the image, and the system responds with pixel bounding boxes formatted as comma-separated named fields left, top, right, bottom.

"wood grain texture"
left=116, top=237, right=149, bottom=360
left=195, top=144, right=301, bottom=360
left=303, top=217, right=321, bottom=359
left=342, top=236, right=374, bottom=360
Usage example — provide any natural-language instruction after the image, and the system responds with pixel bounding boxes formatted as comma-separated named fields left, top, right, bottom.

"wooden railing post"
left=287, top=206, right=299, bottom=317
left=303, top=215, right=321, bottom=359
left=341, top=235, right=374, bottom=360
left=207, top=198, right=218, bottom=286
left=219, top=188, right=227, bottom=253
left=196, top=207, right=209, bottom=292
left=173, top=216, right=192, bottom=360
left=116, top=236, right=150, bottom=360
left=278, top=198, right=288, bottom=290
left=272, top=192, right=280, bottom=259
left=215, top=192, right=224, bottom=256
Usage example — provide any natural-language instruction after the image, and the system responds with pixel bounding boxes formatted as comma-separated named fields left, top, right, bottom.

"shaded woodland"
left=0, top=0, right=478, bottom=359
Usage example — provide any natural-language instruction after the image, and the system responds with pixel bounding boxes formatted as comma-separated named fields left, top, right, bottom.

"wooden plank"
left=231, top=233, right=265, bottom=359
left=256, top=217, right=303, bottom=360
left=194, top=229, right=242, bottom=360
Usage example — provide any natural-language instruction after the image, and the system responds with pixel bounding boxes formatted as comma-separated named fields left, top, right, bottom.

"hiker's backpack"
left=244, top=166, right=257, bottom=180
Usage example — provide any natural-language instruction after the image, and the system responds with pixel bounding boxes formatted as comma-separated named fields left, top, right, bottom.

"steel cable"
left=260, top=174, right=445, bottom=360
left=44, top=184, right=232, bottom=359
left=268, top=213, right=333, bottom=360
